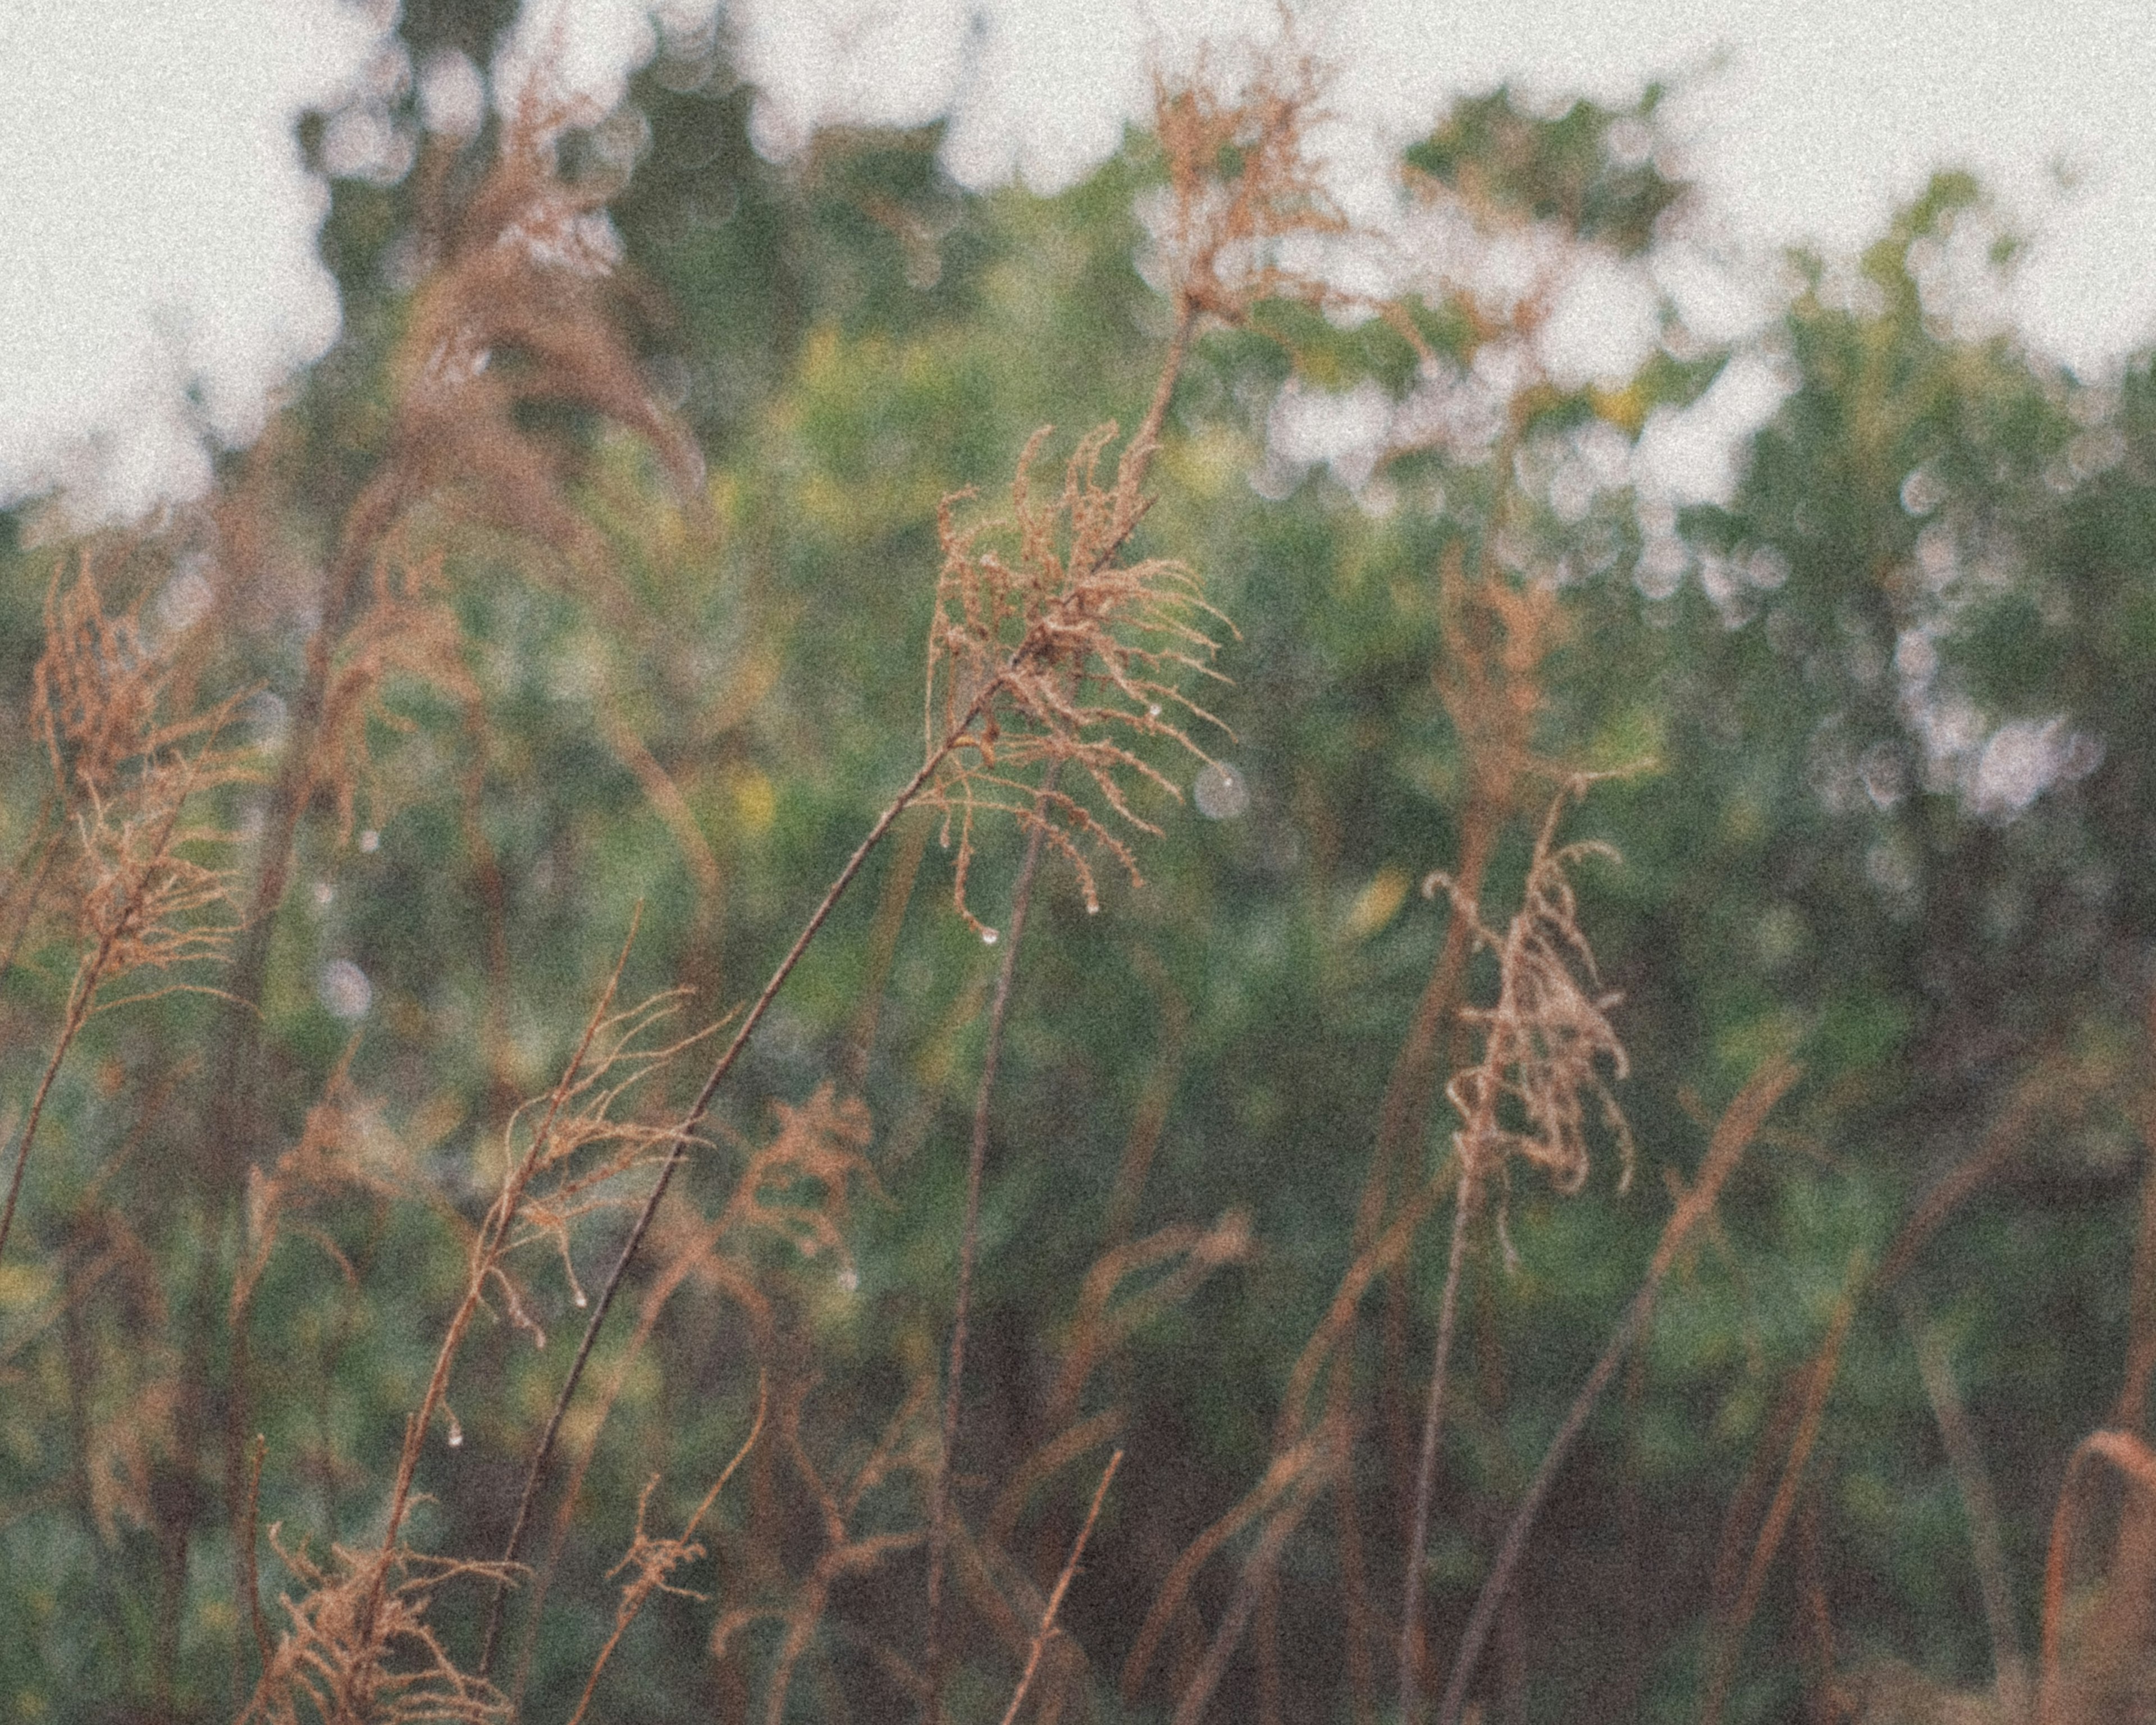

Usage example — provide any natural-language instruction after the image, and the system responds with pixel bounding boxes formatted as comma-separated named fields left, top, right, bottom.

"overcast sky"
left=4, top=0, right=2153, bottom=521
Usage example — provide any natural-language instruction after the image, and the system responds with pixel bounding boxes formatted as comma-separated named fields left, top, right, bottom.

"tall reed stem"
left=1397, top=1166, right=1477, bottom=1722
left=924, top=766, right=1060, bottom=1725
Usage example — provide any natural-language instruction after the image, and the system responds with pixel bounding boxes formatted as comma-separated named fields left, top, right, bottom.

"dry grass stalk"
left=267, top=921, right=705, bottom=1712
left=2039, top=1427, right=2156, bottom=1725
left=711, top=1376, right=938, bottom=1725
left=1147, top=47, right=1348, bottom=328
left=343, top=86, right=704, bottom=598
left=997, top=1449, right=1123, bottom=1725
left=1426, top=778, right=1634, bottom=1204
left=491, top=401, right=1229, bottom=1641
left=1166, top=1418, right=1345, bottom=1725
left=304, top=550, right=482, bottom=850
left=1036, top=1211, right=1254, bottom=1461
left=1357, top=547, right=1567, bottom=1284
left=1689, top=1044, right=2119, bottom=1717
left=1400, top=775, right=1632, bottom=1723
left=1435, top=551, right=1569, bottom=816
left=231, top=1051, right=410, bottom=1329
left=917, top=42, right=1351, bottom=937
left=916, top=79, right=1350, bottom=1653
left=217, top=71, right=708, bottom=1135
left=1336, top=547, right=1566, bottom=1716
left=1903, top=1297, right=2029, bottom=1717
left=567, top=1381, right=768, bottom=1725
left=924, top=771, right=1062, bottom=1725
left=240, top=1534, right=514, bottom=1725
left=488, top=54, right=1350, bottom=1697
left=1122, top=1423, right=1336, bottom=1704
left=1, top=565, right=250, bottom=1267
left=1698, top=1254, right=1862, bottom=1725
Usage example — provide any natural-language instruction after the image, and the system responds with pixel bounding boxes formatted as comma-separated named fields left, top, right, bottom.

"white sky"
left=4, top=0, right=2154, bottom=520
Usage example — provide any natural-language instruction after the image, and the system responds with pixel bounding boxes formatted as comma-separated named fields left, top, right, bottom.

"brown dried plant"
left=341, top=87, right=704, bottom=598
left=225, top=72, right=707, bottom=1073
left=567, top=1381, right=768, bottom=1725
left=906, top=36, right=1353, bottom=937
left=492, top=984, right=716, bottom=1320
left=305, top=550, right=484, bottom=850
left=711, top=1375, right=940, bottom=1725
left=997, top=1448, right=1123, bottom=1725
left=489, top=53, right=1351, bottom=1659
left=1324, top=546, right=1570, bottom=1721
left=922, top=423, right=1234, bottom=934
left=450, top=48, right=1362, bottom=1718
left=241, top=1533, right=514, bottom=1725
left=1147, top=45, right=1349, bottom=328
left=2038, top=1427, right=2156, bottom=1725
left=231, top=1052, right=413, bottom=1329
left=244, top=925, right=706, bottom=1723
left=1425, top=779, right=1634, bottom=1205
left=0, top=565, right=251, bottom=1266
left=1399, top=775, right=1632, bottom=1722
left=1435, top=550, right=1569, bottom=817
left=496, top=1085, right=878, bottom=1695
left=1694, top=1042, right=2126, bottom=1723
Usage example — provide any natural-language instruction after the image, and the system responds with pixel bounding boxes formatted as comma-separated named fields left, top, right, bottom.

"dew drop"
left=980, top=927, right=999, bottom=945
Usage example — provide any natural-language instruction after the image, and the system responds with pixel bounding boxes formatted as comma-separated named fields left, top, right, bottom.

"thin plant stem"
left=337, top=923, right=649, bottom=1701
left=1397, top=1166, right=1477, bottom=1722
left=0, top=946, right=107, bottom=1268
left=925, top=763, right=1062, bottom=1725
left=1698, top=1259, right=1859, bottom=1725
left=2040, top=1427, right=2156, bottom=1724
left=1123, top=1428, right=1333, bottom=1703
left=997, top=1448, right=1122, bottom=1725
left=243, top=1432, right=272, bottom=1677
